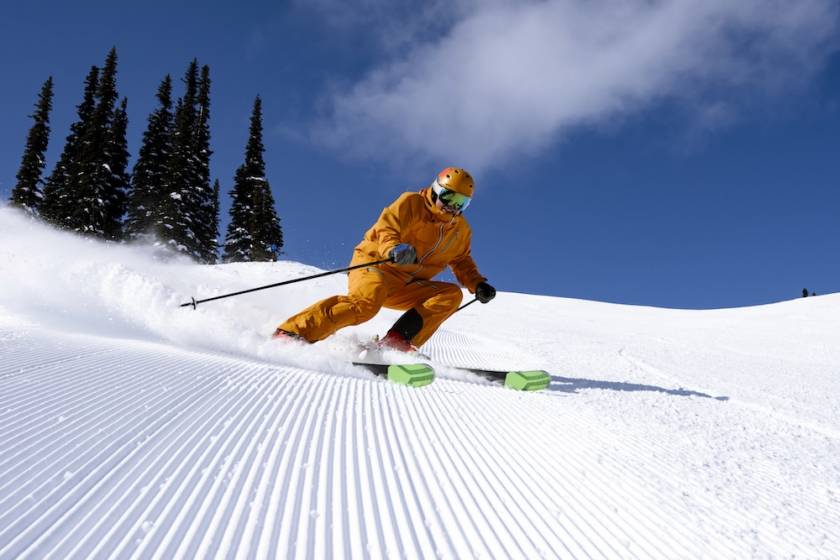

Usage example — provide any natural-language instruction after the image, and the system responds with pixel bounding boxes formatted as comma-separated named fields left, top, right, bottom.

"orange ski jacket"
left=352, top=187, right=486, bottom=292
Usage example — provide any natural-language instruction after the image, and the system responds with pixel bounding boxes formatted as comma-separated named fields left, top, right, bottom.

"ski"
left=353, top=361, right=436, bottom=388
left=451, top=367, right=551, bottom=392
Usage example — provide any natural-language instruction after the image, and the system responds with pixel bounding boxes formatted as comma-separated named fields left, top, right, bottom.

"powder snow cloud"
left=314, top=0, right=839, bottom=172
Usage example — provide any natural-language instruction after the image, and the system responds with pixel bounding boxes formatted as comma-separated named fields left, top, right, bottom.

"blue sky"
left=1, top=0, right=838, bottom=309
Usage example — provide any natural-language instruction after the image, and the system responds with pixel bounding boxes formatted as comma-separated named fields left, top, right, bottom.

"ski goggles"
left=431, top=180, right=472, bottom=212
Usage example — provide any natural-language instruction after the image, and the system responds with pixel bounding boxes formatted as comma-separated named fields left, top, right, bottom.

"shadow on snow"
left=549, top=375, right=729, bottom=401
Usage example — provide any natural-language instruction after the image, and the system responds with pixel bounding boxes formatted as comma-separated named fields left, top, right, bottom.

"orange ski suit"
left=278, top=187, right=486, bottom=346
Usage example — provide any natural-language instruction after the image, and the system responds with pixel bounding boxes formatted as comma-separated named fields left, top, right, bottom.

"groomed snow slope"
left=1, top=207, right=839, bottom=559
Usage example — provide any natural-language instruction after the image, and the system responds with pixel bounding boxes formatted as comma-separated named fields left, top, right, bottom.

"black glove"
left=390, top=243, right=417, bottom=265
left=475, top=281, right=496, bottom=304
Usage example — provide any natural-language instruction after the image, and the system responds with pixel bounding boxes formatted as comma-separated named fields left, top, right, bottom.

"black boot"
left=379, top=308, right=423, bottom=352
left=388, top=308, right=423, bottom=343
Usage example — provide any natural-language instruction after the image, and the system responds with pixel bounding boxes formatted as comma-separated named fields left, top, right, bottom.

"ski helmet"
left=431, top=167, right=474, bottom=212
left=436, top=167, right=474, bottom=197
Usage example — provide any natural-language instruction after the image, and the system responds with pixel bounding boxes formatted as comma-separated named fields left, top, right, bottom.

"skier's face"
left=433, top=181, right=471, bottom=212
left=435, top=197, right=460, bottom=215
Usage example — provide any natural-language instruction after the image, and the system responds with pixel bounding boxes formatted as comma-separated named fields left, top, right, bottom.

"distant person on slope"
left=273, top=167, right=496, bottom=352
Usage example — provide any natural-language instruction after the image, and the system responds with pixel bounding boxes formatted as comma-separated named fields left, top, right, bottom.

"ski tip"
left=387, top=363, right=435, bottom=388
left=504, top=370, right=551, bottom=392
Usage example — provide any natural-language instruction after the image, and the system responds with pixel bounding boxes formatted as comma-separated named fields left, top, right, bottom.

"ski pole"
left=456, top=296, right=479, bottom=313
left=179, top=257, right=393, bottom=309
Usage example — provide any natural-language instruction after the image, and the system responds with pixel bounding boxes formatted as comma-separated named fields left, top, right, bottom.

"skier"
left=273, top=167, right=496, bottom=352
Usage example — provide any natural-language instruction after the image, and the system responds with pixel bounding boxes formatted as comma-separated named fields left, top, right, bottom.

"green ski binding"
left=504, top=370, right=551, bottom=391
left=387, top=363, right=435, bottom=388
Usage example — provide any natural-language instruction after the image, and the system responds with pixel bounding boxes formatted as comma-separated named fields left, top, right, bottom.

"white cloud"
left=315, top=0, right=839, bottom=172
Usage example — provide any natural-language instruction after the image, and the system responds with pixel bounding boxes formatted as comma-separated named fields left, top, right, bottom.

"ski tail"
left=503, top=370, right=551, bottom=391
left=457, top=367, right=551, bottom=392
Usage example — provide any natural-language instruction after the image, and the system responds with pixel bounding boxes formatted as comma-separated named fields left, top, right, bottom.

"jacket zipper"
left=408, top=216, right=455, bottom=282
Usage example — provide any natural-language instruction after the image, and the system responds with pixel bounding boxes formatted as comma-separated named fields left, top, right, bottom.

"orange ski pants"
left=278, top=264, right=464, bottom=346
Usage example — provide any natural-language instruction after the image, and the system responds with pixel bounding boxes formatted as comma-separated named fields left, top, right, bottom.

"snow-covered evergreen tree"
left=10, top=77, right=54, bottom=215
left=153, top=60, right=219, bottom=262
left=159, top=60, right=200, bottom=257
left=211, top=178, right=221, bottom=258
left=193, top=64, right=218, bottom=263
left=250, top=175, right=284, bottom=262
left=66, top=47, right=124, bottom=238
left=41, top=66, right=99, bottom=228
left=104, top=97, right=130, bottom=240
left=126, top=75, right=174, bottom=241
left=223, top=96, right=284, bottom=262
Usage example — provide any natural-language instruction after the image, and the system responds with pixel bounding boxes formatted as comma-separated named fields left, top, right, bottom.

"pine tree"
left=251, top=176, right=284, bottom=261
left=211, top=178, right=221, bottom=259
left=159, top=59, right=200, bottom=257
left=10, top=77, right=54, bottom=215
left=67, top=47, right=122, bottom=238
left=126, top=75, right=173, bottom=241
left=104, top=97, right=130, bottom=240
left=193, top=64, right=218, bottom=263
left=223, top=96, right=283, bottom=262
left=41, top=66, right=99, bottom=228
